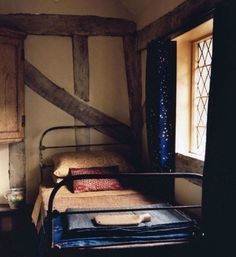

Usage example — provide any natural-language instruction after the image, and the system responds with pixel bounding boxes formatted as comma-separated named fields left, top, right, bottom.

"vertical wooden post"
left=72, top=35, right=90, bottom=148
left=9, top=142, right=25, bottom=188
left=123, top=34, right=142, bottom=158
left=72, top=35, right=89, bottom=102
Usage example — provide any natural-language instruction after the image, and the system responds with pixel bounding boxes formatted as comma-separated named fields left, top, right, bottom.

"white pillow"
left=52, top=150, right=135, bottom=177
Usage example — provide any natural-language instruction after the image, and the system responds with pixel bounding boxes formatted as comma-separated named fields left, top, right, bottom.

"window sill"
left=175, top=153, right=204, bottom=186
left=181, top=151, right=205, bottom=162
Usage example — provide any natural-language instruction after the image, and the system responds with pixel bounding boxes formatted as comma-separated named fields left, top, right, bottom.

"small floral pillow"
left=70, top=166, right=124, bottom=193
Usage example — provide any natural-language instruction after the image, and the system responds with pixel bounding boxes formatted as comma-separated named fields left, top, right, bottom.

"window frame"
left=190, top=34, right=213, bottom=157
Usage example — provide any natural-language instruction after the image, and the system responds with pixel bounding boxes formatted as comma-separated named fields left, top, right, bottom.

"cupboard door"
left=0, top=29, right=25, bottom=143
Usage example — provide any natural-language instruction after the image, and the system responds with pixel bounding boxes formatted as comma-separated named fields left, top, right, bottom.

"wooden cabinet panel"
left=0, top=28, right=26, bottom=144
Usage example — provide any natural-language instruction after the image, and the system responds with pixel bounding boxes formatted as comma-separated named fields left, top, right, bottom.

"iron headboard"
left=39, top=124, right=131, bottom=182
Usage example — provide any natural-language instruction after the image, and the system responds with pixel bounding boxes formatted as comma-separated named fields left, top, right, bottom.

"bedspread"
left=32, top=184, right=160, bottom=232
left=51, top=203, right=198, bottom=248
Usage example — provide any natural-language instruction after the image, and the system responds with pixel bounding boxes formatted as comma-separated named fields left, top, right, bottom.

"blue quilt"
left=51, top=203, right=198, bottom=248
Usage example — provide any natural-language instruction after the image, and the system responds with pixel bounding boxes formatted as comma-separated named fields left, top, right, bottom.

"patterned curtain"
left=145, top=39, right=176, bottom=200
left=202, top=1, right=236, bottom=256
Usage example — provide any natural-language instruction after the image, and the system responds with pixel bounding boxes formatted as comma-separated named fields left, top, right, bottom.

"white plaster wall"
left=175, top=179, right=202, bottom=216
left=25, top=36, right=76, bottom=202
left=25, top=35, right=130, bottom=202
left=0, top=0, right=202, bottom=206
left=89, top=36, right=129, bottom=125
left=0, top=0, right=133, bottom=203
left=136, top=0, right=185, bottom=29
left=0, top=145, right=10, bottom=203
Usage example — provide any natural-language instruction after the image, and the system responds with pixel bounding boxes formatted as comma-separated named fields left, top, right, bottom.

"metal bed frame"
left=47, top=172, right=203, bottom=250
left=39, top=125, right=204, bottom=255
left=39, top=124, right=130, bottom=182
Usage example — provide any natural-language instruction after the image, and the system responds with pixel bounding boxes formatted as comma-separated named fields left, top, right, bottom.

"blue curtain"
left=202, top=1, right=236, bottom=256
left=145, top=39, right=176, bottom=201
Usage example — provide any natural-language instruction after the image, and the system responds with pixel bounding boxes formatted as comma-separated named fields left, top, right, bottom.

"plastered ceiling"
left=119, top=0, right=154, bottom=16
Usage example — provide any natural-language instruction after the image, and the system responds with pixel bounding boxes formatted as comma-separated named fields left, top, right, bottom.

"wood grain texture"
left=0, top=42, right=17, bottom=132
left=0, top=28, right=25, bottom=143
left=9, top=142, right=26, bottom=188
left=73, top=35, right=89, bottom=101
left=24, top=61, right=132, bottom=144
left=123, top=35, right=142, bottom=153
left=138, top=0, right=225, bottom=50
left=0, top=27, right=26, bottom=39
left=73, top=36, right=90, bottom=149
left=0, top=14, right=136, bottom=36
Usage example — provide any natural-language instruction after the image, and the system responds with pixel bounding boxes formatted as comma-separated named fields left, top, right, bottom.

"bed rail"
left=47, top=172, right=203, bottom=249
left=39, top=125, right=131, bottom=182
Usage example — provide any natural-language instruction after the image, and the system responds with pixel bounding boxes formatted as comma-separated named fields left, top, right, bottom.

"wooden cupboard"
left=0, top=28, right=26, bottom=144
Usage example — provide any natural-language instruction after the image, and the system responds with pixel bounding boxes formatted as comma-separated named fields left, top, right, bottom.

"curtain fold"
left=202, top=1, right=236, bottom=256
left=145, top=39, right=176, bottom=201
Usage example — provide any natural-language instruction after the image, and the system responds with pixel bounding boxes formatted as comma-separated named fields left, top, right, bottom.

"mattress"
left=40, top=185, right=159, bottom=215
left=32, top=183, right=160, bottom=233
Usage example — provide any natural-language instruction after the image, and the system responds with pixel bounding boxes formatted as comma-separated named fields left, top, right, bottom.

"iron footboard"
left=47, top=172, right=203, bottom=249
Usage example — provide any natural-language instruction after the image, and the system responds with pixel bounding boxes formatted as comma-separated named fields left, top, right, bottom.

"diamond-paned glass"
left=192, top=36, right=212, bottom=156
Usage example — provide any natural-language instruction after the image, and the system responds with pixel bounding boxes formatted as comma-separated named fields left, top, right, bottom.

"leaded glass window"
left=191, top=36, right=212, bottom=156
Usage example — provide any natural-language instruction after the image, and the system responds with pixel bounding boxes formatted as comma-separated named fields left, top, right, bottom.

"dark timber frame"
left=0, top=14, right=136, bottom=36
left=123, top=34, right=142, bottom=154
left=137, top=0, right=225, bottom=51
left=72, top=35, right=89, bottom=102
left=24, top=61, right=132, bottom=144
left=2, top=0, right=227, bottom=189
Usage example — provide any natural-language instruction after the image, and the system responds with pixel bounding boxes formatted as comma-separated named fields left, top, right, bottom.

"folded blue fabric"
left=51, top=203, right=198, bottom=248
left=66, top=204, right=192, bottom=228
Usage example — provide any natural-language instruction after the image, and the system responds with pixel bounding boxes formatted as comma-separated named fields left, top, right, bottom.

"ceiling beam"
left=0, top=13, right=136, bottom=36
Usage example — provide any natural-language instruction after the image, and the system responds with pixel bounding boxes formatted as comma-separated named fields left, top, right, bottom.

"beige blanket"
left=32, top=185, right=158, bottom=232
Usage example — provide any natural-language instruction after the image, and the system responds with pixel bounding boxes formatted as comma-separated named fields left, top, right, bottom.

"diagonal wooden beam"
left=24, top=61, right=132, bottom=144
left=0, top=14, right=136, bottom=36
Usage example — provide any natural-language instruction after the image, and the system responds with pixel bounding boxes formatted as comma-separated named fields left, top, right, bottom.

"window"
left=175, top=19, right=213, bottom=161
left=191, top=36, right=213, bottom=156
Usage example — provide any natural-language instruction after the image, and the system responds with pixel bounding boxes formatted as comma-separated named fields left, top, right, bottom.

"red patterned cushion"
left=70, top=166, right=124, bottom=193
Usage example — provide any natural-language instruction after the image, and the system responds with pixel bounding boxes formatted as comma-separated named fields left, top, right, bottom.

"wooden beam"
left=138, top=0, right=225, bottom=50
left=123, top=35, right=142, bottom=152
left=73, top=35, right=89, bottom=101
left=24, top=61, right=132, bottom=144
left=9, top=142, right=25, bottom=188
left=72, top=36, right=90, bottom=149
left=0, top=14, right=136, bottom=36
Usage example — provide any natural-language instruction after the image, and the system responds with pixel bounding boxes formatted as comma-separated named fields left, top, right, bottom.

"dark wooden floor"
left=0, top=204, right=38, bottom=257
